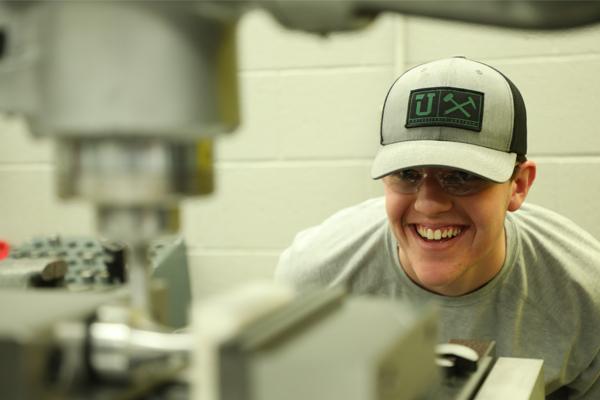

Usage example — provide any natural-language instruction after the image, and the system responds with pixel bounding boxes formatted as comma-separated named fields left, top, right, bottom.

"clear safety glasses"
left=385, top=168, right=497, bottom=196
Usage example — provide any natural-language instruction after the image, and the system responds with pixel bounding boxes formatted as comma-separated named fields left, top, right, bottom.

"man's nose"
left=413, top=176, right=453, bottom=215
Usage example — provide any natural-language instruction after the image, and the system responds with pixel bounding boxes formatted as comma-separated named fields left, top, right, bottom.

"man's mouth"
left=414, top=224, right=465, bottom=241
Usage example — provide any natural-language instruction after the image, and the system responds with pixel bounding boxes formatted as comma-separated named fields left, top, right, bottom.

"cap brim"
left=371, top=140, right=517, bottom=182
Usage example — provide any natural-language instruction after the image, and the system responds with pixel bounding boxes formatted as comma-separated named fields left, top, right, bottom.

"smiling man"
left=382, top=161, right=531, bottom=297
left=275, top=57, right=600, bottom=399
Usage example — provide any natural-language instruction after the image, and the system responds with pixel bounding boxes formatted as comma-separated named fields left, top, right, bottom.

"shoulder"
left=501, top=204, right=600, bottom=395
left=275, top=197, right=390, bottom=290
left=509, top=202, right=598, bottom=242
left=506, top=202, right=600, bottom=333
left=508, top=202, right=600, bottom=286
left=508, top=203, right=600, bottom=273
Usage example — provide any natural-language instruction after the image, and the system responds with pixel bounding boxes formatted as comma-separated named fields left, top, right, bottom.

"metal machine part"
left=81, top=303, right=192, bottom=390
left=0, top=0, right=239, bottom=323
left=0, top=258, right=67, bottom=288
left=8, top=235, right=122, bottom=287
left=259, top=1, right=600, bottom=33
left=434, top=341, right=498, bottom=400
left=237, top=0, right=600, bottom=34
left=475, top=357, right=544, bottom=400
left=0, top=234, right=192, bottom=400
left=57, top=138, right=214, bottom=205
left=102, top=239, right=127, bottom=285
left=150, top=236, right=193, bottom=329
left=4, top=234, right=191, bottom=328
left=0, top=289, right=129, bottom=400
left=432, top=340, right=544, bottom=400
left=19, top=296, right=193, bottom=400
left=194, top=285, right=544, bottom=400
left=196, top=287, right=440, bottom=400
left=0, top=280, right=545, bottom=400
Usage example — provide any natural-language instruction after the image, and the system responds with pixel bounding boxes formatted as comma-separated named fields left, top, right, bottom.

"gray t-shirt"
left=275, top=198, right=600, bottom=399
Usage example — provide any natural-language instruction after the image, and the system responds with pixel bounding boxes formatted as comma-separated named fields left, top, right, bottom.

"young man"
left=275, top=57, right=600, bottom=399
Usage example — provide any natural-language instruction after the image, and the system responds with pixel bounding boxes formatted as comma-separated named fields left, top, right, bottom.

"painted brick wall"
left=183, top=11, right=397, bottom=297
left=1, top=11, right=599, bottom=298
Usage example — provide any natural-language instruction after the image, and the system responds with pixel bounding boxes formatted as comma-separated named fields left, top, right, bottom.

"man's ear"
left=508, top=160, right=537, bottom=212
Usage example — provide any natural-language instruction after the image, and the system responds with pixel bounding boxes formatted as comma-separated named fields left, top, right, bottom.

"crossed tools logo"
left=405, top=87, right=484, bottom=132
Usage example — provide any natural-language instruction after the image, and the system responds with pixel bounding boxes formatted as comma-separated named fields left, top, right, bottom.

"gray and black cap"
left=371, top=57, right=527, bottom=182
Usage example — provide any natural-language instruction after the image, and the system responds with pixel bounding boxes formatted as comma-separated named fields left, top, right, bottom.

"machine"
left=0, top=1, right=595, bottom=399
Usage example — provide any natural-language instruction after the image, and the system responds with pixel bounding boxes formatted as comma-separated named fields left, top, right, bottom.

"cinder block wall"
left=182, top=11, right=397, bottom=297
left=1, top=12, right=599, bottom=298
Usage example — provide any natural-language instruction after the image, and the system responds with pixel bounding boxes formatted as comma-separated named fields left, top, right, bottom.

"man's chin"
left=411, top=263, right=464, bottom=294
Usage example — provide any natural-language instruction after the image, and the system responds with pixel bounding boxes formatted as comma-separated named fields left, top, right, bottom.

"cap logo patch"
left=406, top=87, right=484, bottom=132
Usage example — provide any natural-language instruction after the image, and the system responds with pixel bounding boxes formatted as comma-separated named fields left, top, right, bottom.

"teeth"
left=416, top=225, right=462, bottom=241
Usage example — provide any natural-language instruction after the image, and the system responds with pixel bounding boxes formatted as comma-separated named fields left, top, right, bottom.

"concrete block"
left=238, top=10, right=396, bottom=71
left=0, top=166, right=95, bottom=243
left=187, top=250, right=280, bottom=299
left=525, top=158, right=600, bottom=240
left=0, top=114, right=53, bottom=163
left=218, top=67, right=394, bottom=161
left=493, top=57, right=600, bottom=155
left=405, top=17, right=600, bottom=64
left=366, top=178, right=385, bottom=198
left=181, top=162, right=377, bottom=249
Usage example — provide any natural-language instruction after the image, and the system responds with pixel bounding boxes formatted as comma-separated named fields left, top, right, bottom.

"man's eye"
left=443, top=171, right=482, bottom=185
left=398, top=169, right=423, bottom=183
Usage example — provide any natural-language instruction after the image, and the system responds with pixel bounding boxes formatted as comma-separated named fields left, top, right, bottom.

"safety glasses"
left=385, top=168, right=495, bottom=196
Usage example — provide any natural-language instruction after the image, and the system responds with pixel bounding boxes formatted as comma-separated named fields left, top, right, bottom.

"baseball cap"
left=371, top=57, right=526, bottom=183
